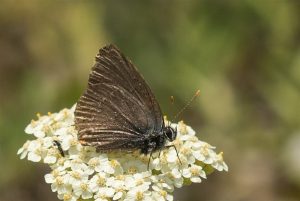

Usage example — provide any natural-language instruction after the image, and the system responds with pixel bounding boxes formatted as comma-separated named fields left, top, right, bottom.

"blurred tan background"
left=1, top=1, right=300, bottom=201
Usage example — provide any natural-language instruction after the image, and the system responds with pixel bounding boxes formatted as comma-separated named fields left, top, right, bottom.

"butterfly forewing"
left=75, top=45, right=164, bottom=151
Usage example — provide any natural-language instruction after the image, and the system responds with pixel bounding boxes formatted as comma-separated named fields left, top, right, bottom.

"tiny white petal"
left=34, top=130, right=45, bottom=138
left=17, top=147, right=24, bottom=155
left=82, top=191, right=93, bottom=199
left=191, top=177, right=201, bottom=183
left=44, top=174, right=54, bottom=183
left=28, top=152, right=41, bottom=162
left=113, top=191, right=123, bottom=200
left=166, top=149, right=177, bottom=163
left=182, top=169, right=191, bottom=178
left=24, top=124, right=35, bottom=134
left=20, top=151, right=28, bottom=159
left=43, top=137, right=53, bottom=148
left=44, top=155, right=57, bottom=164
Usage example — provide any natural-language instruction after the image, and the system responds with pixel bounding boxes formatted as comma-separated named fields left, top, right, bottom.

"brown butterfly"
left=74, top=45, right=178, bottom=163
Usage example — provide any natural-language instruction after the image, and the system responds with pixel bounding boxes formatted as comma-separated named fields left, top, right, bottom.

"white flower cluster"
left=18, top=105, right=228, bottom=201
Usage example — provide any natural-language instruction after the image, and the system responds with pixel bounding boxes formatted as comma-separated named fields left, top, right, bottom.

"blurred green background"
left=1, top=1, right=300, bottom=201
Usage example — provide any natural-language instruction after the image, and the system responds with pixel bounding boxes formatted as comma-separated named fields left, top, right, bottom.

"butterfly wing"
left=75, top=44, right=164, bottom=151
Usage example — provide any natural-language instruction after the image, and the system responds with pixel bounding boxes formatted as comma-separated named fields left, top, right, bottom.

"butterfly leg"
left=144, top=141, right=157, bottom=170
left=147, top=151, right=153, bottom=170
left=158, top=149, right=162, bottom=157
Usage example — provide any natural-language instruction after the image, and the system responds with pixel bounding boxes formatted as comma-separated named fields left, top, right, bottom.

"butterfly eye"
left=164, top=126, right=177, bottom=142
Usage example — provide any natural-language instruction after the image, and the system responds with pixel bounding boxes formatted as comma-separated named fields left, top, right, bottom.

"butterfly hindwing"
left=75, top=45, right=164, bottom=151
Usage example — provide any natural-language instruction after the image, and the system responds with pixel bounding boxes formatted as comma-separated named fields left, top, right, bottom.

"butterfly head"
left=163, top=126, right=177, bottom=142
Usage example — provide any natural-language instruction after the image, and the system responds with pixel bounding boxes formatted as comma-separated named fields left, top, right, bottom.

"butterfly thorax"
left=140, top=126, right=177, bottom=154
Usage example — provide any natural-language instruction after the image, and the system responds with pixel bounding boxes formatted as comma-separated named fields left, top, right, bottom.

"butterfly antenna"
left=171, top=89, right=200, bottom=122
left=167, top=95, right=176, bottom=126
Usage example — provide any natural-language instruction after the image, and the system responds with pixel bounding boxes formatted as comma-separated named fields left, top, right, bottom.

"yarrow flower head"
left=18, top=105, right=228, bottom=201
